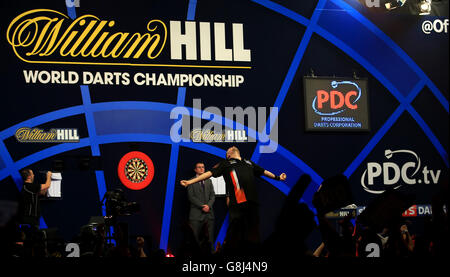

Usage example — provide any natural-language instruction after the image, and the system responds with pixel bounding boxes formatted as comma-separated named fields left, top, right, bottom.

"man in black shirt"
left=181, top=146, right=286, bottom=253
left=20, top=169, right=52, bottom=228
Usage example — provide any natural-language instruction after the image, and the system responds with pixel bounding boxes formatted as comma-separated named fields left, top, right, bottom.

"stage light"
left=165, top=253, right=175, bottom=258
left=419, top=0, right=432, bottom=15
left=385, top=0, right=407, bottom=10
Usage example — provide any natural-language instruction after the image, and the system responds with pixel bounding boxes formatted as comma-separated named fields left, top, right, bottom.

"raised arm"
left=180, top=171, right=213, bottom=187
left=263, top=170, right=286, bottom=181
left=40, top=171, right=52, bottom=195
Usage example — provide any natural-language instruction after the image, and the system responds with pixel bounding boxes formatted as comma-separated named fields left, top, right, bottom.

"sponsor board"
left=304, top=77, right=370, bottom=131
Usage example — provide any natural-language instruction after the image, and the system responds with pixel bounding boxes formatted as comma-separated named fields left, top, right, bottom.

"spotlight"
left=419, top=0, right=432, bottom=15
left=385, top=0, right=407, bottom=10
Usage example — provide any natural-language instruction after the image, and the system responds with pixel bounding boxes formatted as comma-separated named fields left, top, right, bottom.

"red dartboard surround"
left=118, top=151, right=154, bottom=190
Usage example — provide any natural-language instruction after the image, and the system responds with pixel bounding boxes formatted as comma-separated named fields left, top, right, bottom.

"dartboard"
left=125, top=158, right=148, bottom=183
left=118, top=151, right=154, bottom=190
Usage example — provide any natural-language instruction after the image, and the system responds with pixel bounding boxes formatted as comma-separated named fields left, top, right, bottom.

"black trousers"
left=190, top=217, right=215, bottom=252
left=224, top=202, right=260, bottom=253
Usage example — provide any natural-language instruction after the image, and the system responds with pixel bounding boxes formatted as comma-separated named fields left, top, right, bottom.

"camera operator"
left=19, top=169, right=52, bottom=228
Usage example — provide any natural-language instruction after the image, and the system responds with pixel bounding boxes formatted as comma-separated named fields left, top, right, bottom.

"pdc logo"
left=312, top=80, right=361, bottom=116
left=361, top=149, right=442, bottom=194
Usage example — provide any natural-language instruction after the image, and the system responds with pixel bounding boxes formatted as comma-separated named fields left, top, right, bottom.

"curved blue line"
left=1, top=12, right=444, bottom=186
left=4, top=128, right=286, bottom=248
left=95, top=170, right=107, bottom=215
left=314, top=25, right=448, bottom=164
left=91, top=102, right=266, bottom=143
left=250, top=0, right=431, bottom=181
left=92, top=102, right=285, bottom=148
left=245, top=3, right=448, bottom=242
left=81, top=85, right=100, bottom=156
left=344, top=79, right=426, bottom=177
left=261, top=175, right=291, bottom=195
left=330, top=0, right=423, bottom=77
left=187, top=0, right=197, bottom=20
left=406, top=79, right=427, bottom=104
left=251, top=0, right=310, bottom=26
left=320, top=23, right=448, bottom=164
left=426, top=80, right=449, bottom=113
left=344, top=105, right=405, bottom=177
left=80, top=86, right=108, bottom=214
left=13, top=138, right=91, bottom=170
left=160, top=143, right=180, bottom=251
left=406, top=106, right=449, bottom=167
left=0, top=130, right=306, bottom=244
left=1, top=0, right=445, bottom=248
left=0, top=106, right=84, bottom=140
left=97, top=133, right=173, bottom=145
left=254, top=0, right=448, bottom=112
left=0, top=101, right=260, bottom=142
left=179, top=141, right=226, bottom=158
left=276, top=144, right=323, bottom=185
left=0, top=141, right=22, bottom=186
left=314, top=25, right=406, bottom=102
left=251, top=0, right=448, bottom=129
left=214, top=213, right=229, bottom=247
left=1, top=100, right=266, bottom=141
left=0, top=134, right=175, bottom=179
left=329, top=0, right=448, bottom=112
left=40, top=217, right=48, bottom=229
left=0, top=101, right=304, bottom=174
left=66, top=0, right=77, bottom=19
left=2, top=135, right=221, bottom=175
left=92, top=101, right=176, bottom=112
left=257, top=0, right=328, bottom=136
left=251, top=0, right=327, bottom=181
left=160, top=87, right=186, bottom=251
left=240, top=0, right=327, bottom=248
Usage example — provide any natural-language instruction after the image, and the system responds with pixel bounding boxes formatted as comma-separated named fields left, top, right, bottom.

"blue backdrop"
left=1, top=0, right=448, bottom=254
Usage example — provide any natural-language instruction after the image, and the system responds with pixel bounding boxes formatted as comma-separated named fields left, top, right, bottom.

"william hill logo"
left=190, top=129, right=248, bottom=143
left=7, top=9, right=251, bottom=69
left=15, top=127, right=80, bottom=143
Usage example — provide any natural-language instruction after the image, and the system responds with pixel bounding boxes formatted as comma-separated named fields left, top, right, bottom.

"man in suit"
left=187, top=162, right=215, bottom=252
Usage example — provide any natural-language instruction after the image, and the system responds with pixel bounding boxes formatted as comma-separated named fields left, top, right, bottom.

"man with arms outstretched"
left=181, top=146, right=286, bottom=253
